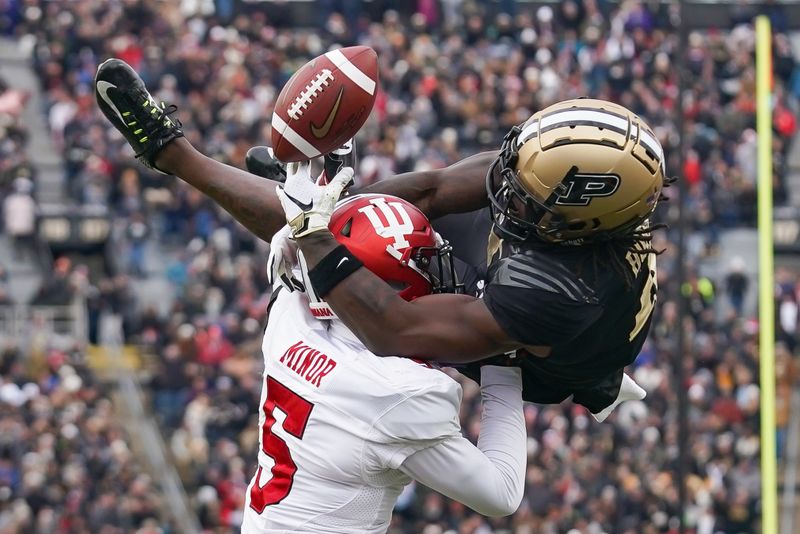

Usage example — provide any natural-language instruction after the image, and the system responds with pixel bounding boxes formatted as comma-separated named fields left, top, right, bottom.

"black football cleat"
left=95, top=58, right=183, bottom=174
left=245, top=146, right=287, bottom=183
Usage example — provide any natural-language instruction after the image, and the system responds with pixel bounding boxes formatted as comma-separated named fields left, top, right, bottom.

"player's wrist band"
left=308, top=245, right=364, bottom=297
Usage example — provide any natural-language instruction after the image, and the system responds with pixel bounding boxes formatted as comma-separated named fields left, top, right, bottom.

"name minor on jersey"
left=279, top=341, right=337, bottom=387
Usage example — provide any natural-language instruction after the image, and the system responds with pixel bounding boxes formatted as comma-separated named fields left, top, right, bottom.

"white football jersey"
left=242, top=289, right=462, bottom=533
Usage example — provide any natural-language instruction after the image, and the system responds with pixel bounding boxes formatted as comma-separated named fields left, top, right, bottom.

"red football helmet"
left=298, top=194, right=461, bottom=319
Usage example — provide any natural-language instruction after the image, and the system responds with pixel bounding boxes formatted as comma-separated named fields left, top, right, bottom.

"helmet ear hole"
left=340, top=218, right=353, bottom=238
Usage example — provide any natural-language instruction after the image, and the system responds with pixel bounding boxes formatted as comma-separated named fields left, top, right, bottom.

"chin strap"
left=385, top=244, right=432, bottom=283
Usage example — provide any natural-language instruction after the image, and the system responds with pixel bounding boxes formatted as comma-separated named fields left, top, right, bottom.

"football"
left=271, top=46, right=378, bottom=162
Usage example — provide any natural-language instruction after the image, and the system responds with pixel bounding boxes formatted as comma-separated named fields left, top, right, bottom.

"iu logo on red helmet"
left=297, top=194, right=462, bottom=320
left=357, top=197, right=415, bottom=250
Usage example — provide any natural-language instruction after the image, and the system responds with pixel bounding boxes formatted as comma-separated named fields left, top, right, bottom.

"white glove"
left=591, top=372, right=646, bottom=423
left=267, top=224, right=303, bottom=292
left=275, top=160, right=354, bottom=238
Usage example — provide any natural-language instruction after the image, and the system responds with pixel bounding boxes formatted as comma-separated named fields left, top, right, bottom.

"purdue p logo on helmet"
left=487, top=98, right=667, bottom=243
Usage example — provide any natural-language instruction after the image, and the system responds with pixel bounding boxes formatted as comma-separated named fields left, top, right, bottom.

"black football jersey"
left=485, top=238, right=656, bottom=405
left=433, top=210, right=494, bottom=271
left=435, top=209, right=657, bottom=409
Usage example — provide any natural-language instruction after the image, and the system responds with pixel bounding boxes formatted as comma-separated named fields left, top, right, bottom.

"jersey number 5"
left=249, top=377, right=314, bottom=512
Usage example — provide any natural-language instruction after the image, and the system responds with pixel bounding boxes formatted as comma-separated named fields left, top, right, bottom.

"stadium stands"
left=0, top=335, right=165, bottom=532
left=1, top=0, right=799, bottom=532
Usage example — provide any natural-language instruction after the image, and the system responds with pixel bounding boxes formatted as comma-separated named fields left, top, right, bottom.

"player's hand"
left=276, top=160, right=354, bottom=238
left=245, top=146, right=287, bottom=182
left=268, top=224, right=304, bottom=292
left=321, top=138, right=356, bottom=185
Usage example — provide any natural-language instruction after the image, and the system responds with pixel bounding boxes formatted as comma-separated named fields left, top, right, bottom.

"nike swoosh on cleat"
left=96, top=80, right=126, bottom=124
left=310, top=86, right=344, bottom=139
left=284, top=191, right=314, bottom=211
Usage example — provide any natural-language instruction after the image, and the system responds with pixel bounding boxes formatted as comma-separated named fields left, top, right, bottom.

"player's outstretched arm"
left=399, top=366, right=526, bottom=517
left=156, top=139, right=288, bottom=242
left=95, top=57, right=493, bottom=243
left=278, top=162, right=585, bottom=362
left=155, top=141, right=496, bottom=244
left=296, top=232, right=524, bottom=362
left=153, top=138, right=496, bottom=244
left=153, top=144, right=497, bottom=244
left=94, top=59, right=289, bottom=242
left=355, top=150, right=498, bottom=219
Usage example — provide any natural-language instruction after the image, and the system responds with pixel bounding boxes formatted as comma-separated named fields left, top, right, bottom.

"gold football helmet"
left=487, top=98, right=667, bottom=243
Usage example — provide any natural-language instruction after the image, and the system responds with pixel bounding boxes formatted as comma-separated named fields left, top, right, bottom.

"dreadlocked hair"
left=579, top=175, right=676, bottom=289
left=599, top=223, right=668, bottom=288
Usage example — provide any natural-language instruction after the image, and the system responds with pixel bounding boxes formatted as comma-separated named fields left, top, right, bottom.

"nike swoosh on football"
left=310, top=86, right=344, bottom=139
left=96, top=80, right=126, bottom=123
left=284, top=191, right=314, bottom=211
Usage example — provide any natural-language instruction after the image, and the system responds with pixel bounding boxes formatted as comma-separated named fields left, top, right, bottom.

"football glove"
left=590, top=372, right=646, bottom=423
left=276, top=160, right=354, bottom=238
left=245, top=146, right=287, bottom=182
left=321, top=138, right=356, bottom=185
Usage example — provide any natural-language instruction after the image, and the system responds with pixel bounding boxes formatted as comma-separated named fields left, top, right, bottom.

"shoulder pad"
left=489, top=251, right=597, bottom=304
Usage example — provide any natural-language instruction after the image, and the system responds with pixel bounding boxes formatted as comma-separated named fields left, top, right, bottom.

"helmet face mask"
left=486, top=99, right=666, bottom=244
left=414, top=241, right=462, bottom=297
left=487, top=127, right=563, bottom=242
left=302, top=194, right=462, bottom=320
left=382, top=237, right=461, bottom=299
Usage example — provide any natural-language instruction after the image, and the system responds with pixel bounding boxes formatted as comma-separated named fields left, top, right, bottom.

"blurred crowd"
left=7, top=0, right=800, bottom=246
left=1, top=0, right=799, bottom=532
left=0, top=75, right=39, bottom=278
left=0, top=332, right=165, bottom=533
